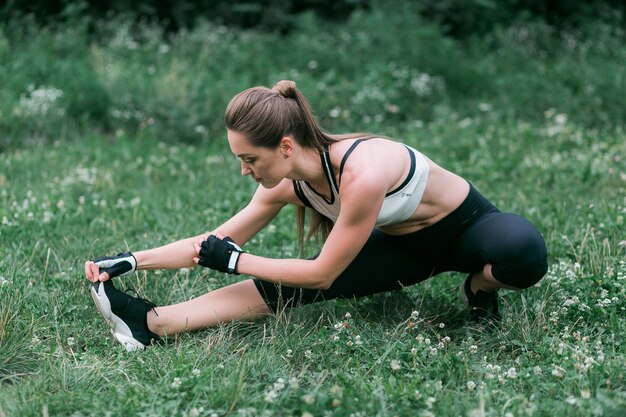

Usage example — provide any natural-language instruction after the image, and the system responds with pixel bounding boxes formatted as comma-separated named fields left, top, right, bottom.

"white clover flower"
left=16, top=85, right=64, bottom=117
left=264, top=390, right=278, bottom=403
left=171, top=377, right=182, bottom=388
left=302, top=394, right=315, bottom=404
left=581, top=389, right=591, bottom=399
left=67, top=337, right=75, bottom=346
left=467, top=381, right=476, bottom=390
left=333, top=335, right=340, bottom=342
left=469, top=345, right=478, bottom=354
left=192, top=369, right=201, bottom=377
left=344, top=312, right=352, bottom=319
left=304, top=350, right=312, bottom=359
left=551, top=365, right=565, bottom=378
left=533, top=366, right=543, bottom=375
left=411, top=347, right=418, bottom=355
left=425, top=396, right=436, bottom=408
left=507, top=367, right=517, bottom=379
left=355, top=335, right=362, bottom=346
left=273, top=378, right=285, bottom=391
left=410, top=310, right=419, bottom=319
left=390, top=360, right=401, bottom=371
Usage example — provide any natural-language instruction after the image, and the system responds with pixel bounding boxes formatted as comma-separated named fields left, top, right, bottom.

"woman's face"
left=227, top=130, right=289, bottom=188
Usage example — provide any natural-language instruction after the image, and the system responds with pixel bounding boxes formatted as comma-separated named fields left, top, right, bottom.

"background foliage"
left=0, top=1, right=625, bottom=416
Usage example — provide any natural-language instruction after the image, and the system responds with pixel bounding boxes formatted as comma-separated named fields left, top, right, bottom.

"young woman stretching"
left=84, top=80, right=548, bottom=350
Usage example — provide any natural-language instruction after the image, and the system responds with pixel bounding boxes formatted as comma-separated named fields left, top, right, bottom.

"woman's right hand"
left=84, top=252, right=138, bottom=283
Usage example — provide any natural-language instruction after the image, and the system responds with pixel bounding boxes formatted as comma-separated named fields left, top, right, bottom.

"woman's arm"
left=136, top=182, right=290, bottom=269
left=86, top=180, right=293, bottom=282
left=234, top=170, right=386, bottom=289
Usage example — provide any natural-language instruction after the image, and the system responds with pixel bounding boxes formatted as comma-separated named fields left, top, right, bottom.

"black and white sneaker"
left=459, top=274, right=501, bottom=327
left=91, top=280, right=161, bottom=351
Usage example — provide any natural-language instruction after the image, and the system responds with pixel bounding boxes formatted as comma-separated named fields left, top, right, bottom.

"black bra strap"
left=292, top=180, right=312, bottom=207
left=338, top=139, right=366, bottom=184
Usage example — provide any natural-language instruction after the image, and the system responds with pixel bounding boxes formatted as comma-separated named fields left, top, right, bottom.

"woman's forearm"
left=134, top=233, right=209, bottom=270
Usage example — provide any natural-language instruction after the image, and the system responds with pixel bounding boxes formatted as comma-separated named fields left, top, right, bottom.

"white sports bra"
left=292, top=139, right=429, bottom=227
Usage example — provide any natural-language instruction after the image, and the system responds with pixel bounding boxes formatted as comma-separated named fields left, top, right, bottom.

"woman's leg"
left=469, top=263, right=520, bottom=294
left=451, top=212, right=548, bottom=291
left=253, top=229, right=436, bottom=312
left=148, top=279, right=271, bottom=336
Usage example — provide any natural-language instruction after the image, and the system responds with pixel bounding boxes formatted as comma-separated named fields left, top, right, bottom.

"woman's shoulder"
left=329, top=136, right=408, bottom=163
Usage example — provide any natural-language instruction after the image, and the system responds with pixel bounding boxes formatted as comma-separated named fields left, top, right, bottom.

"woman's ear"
left=279, top=136, right=295, bottom=158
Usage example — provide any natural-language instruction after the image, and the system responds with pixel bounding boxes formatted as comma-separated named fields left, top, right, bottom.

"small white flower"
left=507, top=367, right=517, bottom=379
left=469, top=345, right=478, bottom=354
left=344, top=312, right=352, bottom=319
left=67, top=337, right=75, bottom=346
left=171, top=377, right=182, bottom=388
left=410, top=310, right=419, bottom=319
left=264, top=390, right=278, bottom=403
left=302, top=394, right=315, bottom=404
left=304, top=350, right=312, bottom=359
left=390, top=360, right=401, bottom=371
left=192, top=369, right=201, bottom=377
left=581, top=389, right=591, bottom=399
left=467, top=381, right=476, bottom=390
left=329, top=107, right=341, bottom=118
left=552, top=365, right=565, bottom=378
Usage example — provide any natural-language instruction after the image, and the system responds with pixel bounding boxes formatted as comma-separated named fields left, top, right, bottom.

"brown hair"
left=225, top=80, right=367, bottom=250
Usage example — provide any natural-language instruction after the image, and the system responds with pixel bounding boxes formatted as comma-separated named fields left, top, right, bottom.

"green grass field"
left=1, top=5, right=625, bottom=417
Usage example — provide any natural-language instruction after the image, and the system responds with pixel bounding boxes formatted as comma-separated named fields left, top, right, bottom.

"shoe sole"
left=91, top=282, right=146, bottom=351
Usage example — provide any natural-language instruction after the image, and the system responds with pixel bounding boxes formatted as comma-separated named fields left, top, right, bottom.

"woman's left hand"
left=193, top=233, right=244, bottom=274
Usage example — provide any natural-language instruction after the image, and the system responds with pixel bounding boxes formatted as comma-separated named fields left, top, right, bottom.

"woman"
left=85, top=80, right=548, bottom=351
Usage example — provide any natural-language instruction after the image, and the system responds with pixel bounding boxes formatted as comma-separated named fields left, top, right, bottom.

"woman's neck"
left=288, top=145, right=327, bottom=184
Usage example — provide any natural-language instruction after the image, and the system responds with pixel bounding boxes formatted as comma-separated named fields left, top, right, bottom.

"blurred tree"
left=0, top=0, right=623, bottom=35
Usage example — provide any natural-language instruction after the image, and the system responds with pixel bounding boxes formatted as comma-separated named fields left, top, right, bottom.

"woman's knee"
left=489, top=215, right=548, bottom=289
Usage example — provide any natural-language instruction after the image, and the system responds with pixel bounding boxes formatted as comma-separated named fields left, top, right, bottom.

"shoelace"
left=123, top=288, right=159, bottom=316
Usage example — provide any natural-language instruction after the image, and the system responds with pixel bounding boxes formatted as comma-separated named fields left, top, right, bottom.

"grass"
left=1, top=4, right=626, bottom=417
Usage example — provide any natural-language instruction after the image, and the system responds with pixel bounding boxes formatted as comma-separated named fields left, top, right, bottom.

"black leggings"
left=253, top=184, right=548, bottom=312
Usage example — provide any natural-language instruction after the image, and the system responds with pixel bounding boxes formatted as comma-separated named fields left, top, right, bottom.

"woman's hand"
left=84, top=252, right=138, bottom=282
left=193, top=233, right=244, bottom=274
